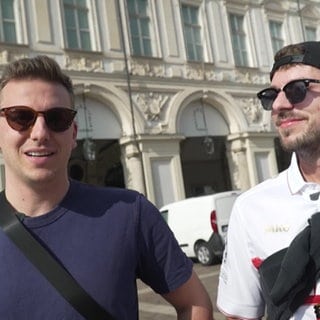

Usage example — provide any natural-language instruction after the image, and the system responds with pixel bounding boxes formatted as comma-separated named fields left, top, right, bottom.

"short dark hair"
left=0, top=55, right=74, bottom=106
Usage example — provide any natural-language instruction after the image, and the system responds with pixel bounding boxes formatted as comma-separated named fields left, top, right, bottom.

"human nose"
left=271, top=90, right=294, bottom=113
left=29, top=115, right=50, bottom=141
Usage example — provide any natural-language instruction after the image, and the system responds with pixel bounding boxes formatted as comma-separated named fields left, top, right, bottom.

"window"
left=63, top=0, right=91, bottom=50
left=269, top=21, right=283, bottom=54
left=181, top=4, right=203, bottom=61
left=0, top=0, right=17, bottom=43
left=127, top=0, right=152, bottom=56
left=305, top=26, right=317, bottom=41
left=229, top=14, right=248, bottom=66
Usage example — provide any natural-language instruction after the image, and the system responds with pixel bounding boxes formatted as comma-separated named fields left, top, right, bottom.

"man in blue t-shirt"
left=0, top=55, right=213, bottom=319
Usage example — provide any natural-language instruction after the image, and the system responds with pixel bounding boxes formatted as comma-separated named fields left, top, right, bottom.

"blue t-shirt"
left=0, top=180, right=192, bottom=319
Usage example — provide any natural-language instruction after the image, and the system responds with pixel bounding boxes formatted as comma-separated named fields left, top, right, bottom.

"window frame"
left=181, top=3, right=203, bottom=62
left=305, top=26, right=317, bottom=41
left=125, top=0, right=160, bottom=58
left=265, top=8, right=289, bottom=63
left=0, top=0, right=26, bottom=45
left=0, top=0, right=17, bottom=43
left=269, top=20, right=284, bottom=55
left=228, top=13, right=249, bottom=67
left=61, top=0, right=99, bottom=51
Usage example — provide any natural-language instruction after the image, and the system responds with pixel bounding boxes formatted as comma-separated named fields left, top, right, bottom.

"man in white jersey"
left=217, top=41, right=320, bottom=320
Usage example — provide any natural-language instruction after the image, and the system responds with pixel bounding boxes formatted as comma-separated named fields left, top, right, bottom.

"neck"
left=4, top=178, right=70, bottom=217
left=297, top=151, right=320, bottom=184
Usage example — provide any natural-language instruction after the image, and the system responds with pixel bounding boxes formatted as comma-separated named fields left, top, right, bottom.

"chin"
left=278, top=137, right=300, bottom=152
left=26, top=171, right=59, bottom=185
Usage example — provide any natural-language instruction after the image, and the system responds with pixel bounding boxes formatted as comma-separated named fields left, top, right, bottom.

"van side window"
left=160, top=210, right=168, bottom=223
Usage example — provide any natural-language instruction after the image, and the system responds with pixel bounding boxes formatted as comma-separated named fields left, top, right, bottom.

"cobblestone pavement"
left=138, top=261, right=225, bottom=320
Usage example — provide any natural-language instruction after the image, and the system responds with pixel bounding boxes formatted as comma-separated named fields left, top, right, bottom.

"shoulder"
left=238, top=170, right=288, bottom=204
left=69, top=179, right=140, bottom=200
left=67, top=179, right=150, bottom=208
left=231, top=170, right=289, bottom=222
left=65, top=180, right=159, bottom=219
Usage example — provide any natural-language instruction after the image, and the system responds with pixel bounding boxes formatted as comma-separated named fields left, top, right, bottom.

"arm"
left=162, top=270, right=214, bottom=320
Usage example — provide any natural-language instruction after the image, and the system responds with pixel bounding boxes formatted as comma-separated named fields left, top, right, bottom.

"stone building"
left=0, top=0, right=319, bottom=207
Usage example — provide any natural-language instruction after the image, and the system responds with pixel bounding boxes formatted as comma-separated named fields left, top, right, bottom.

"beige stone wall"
left=0, top=0, right=319, bottom=203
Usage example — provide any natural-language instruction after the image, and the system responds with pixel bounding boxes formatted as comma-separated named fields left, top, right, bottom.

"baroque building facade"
left=0, top=0, right=319, bottom=207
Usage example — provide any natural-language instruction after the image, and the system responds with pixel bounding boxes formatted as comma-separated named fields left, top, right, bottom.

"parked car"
left=159, top=191, right=241, bottom=266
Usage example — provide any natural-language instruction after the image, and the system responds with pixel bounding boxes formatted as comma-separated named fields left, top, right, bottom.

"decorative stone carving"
left=185, top=64, right=204, bottom=80
left=301, top=4, right=320, bottom=19
left=205, top=68, right=268, bottom=84
left=237, top=96, right=263, bottom=124
left=127, top=57, right=270, bottom=86
left=133, top=92, right=168, bottom=122
left=129, top=58, right=165, bottom=77
left=234, top=70, right=252, bottom=83
left=65, top=55, right=104, bottom=72
left=130, top=60, right=149, bottom=76
left=0, top=50, right=9, bottom=65
left=0, top=50, right=26, bottom=65
left=205, top=70, right=224, bottom=81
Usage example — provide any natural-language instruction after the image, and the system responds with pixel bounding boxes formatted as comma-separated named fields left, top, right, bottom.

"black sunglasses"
left=0, top=106, right=77, bottom=132
left=257, top=79, right=320, bottom=111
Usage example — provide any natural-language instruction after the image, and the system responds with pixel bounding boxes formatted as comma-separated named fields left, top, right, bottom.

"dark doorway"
left=274, top=137, right=292, bottom=172
left=68, top=139, right=125, bottom=188
left=180, top=136, right=232, bottom=198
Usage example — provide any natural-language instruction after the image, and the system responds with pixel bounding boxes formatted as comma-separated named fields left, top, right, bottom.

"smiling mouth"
left=26, top=152, right=54, bottom=157
left=276, top=117, right=304, bottom=127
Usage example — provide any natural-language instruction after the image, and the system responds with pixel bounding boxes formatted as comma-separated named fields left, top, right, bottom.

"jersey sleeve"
left=135, top=195, right=193, bottom=294
left=216, top=200, right=265, bottom=319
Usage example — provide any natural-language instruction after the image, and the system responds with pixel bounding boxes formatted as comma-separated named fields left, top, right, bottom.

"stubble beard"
left=279, top=125, right=320, bottom=160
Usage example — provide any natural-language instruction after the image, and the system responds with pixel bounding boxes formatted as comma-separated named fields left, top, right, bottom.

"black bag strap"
left=0, top=191, right=115, bottom=320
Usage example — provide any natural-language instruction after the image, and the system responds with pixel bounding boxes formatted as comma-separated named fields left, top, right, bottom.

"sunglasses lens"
left=45, top=108, right=76, bottom=132
left=6, top=108, right=36, bottom=131
left=285, top=81, right=307, bottom=104
left=257, top=89, right=278, bottom=111
left=1, top=107, right=76, bottom=132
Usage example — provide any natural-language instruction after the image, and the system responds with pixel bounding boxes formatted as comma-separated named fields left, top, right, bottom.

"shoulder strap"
left=0, top=192, right=115, bottom=320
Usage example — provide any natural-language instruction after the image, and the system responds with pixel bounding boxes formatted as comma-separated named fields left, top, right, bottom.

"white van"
left=159, top=191, right=241, bottom=266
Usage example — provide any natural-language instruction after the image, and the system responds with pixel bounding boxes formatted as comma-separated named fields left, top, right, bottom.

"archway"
left=178, top=100, right=232, bottom=197
left=68, top=95, right=125, bottom=188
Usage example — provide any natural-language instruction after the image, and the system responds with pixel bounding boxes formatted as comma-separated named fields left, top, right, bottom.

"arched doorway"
left=179, top=100, right=231, bottom=197
left=68, top=95, right=125, bottom=188
left=69, top=139, right=125, bottom=187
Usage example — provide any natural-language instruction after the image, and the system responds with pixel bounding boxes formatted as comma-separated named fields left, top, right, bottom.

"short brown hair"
left=0, top=55, right=74, bottom=106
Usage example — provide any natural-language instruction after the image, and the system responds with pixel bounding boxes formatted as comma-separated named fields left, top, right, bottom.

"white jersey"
left=217, top=153, right=320, bottom=319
